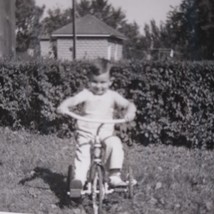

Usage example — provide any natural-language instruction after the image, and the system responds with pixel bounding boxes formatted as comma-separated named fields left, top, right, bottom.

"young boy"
left=57, top=58, right=136, bottom=189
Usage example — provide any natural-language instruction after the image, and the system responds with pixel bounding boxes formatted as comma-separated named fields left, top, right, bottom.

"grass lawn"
left=0, top=127, right=213, bottom=214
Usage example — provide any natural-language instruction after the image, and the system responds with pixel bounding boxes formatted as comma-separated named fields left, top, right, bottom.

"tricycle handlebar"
left=66, top=111, right=126, bottom=124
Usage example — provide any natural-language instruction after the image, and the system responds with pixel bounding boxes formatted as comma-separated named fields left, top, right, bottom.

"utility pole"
left=72, top=0, right=76, bottom=60
left=0, top=0, right=16, bottom=58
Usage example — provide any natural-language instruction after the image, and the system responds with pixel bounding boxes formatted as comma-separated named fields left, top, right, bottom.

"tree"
left=120, top=21, right=142, bottom=58
left=76, top=0, right=91, bottom=17
left=139, top=20, right=172, bottom=60
left=76, top=0, right=126, bottom=30
left=91, top=0, right=112, bottom=20
left=197, top=0, right=214, bottom=58
left=0, top=0, right=16, bottom=58
left=41, top=8, right=72, bottom=36
left=15, top=0, right=44, bottom=53
left=165, top=0, right=214, bottom=59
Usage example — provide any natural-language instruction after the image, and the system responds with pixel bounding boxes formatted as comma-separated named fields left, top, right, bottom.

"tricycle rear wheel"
left=67, top=165, right=73, bottom=194
left=127, top=166, right=134, bottom=198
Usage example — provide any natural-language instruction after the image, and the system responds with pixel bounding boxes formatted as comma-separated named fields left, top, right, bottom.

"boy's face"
left=89, top=72, right=111, bottom=95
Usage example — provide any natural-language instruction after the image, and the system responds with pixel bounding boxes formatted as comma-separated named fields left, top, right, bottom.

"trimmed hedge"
left=0, top=59, right=213, bottom=148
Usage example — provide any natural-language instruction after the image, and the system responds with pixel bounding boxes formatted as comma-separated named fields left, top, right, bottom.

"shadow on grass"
left=19, top=167, right=74, bottom=208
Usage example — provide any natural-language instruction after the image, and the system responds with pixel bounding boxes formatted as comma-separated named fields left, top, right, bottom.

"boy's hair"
left=89, top=58, right=112, bottom=76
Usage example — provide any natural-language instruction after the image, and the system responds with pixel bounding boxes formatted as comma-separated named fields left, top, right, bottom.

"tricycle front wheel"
left=92, top=166, right=104, bottom=214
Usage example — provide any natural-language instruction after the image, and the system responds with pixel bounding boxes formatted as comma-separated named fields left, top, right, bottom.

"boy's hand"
left=124, top=102, right=136, bottom=122
left=56, top=107, right=63, bottom=114
left=56, top=106, right=68, bottom=115
left=124, top=112, right=136, bottom=122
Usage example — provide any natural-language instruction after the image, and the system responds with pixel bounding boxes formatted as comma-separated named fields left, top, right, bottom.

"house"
left=40, top=34, right=54, bottom=58
left=40, top=14, right=126, bottom=61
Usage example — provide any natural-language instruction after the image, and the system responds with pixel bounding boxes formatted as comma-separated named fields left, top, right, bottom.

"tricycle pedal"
left=67, top=189, right=82, bottom=198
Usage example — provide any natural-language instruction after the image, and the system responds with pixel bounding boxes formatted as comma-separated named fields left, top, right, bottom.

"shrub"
left=0, top=58, right=213, bottom=148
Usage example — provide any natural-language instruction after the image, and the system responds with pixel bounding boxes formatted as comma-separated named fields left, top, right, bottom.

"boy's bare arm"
left=57, top=97, right=76, bottom=115
left=124, top=102, right=136, bottom=122
left=57, top=90, right=87, bottom=116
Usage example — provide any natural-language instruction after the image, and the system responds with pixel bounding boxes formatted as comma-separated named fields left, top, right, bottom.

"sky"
left=35, top=0, right=182, bottom=32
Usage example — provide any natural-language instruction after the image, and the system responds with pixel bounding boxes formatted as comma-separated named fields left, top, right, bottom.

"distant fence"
left=125, top=48, right=181, bottom=61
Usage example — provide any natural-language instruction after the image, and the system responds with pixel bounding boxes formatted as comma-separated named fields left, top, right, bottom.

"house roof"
left=52, top=14, right=126, bottom=40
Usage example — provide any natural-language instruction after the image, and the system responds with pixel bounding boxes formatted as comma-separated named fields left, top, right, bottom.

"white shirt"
left=69, top=89, right=130, bottom=136
left=73, top=89, right=129, bottom=119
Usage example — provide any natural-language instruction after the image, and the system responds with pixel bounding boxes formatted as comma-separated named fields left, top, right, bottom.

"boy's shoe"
left=129, top=178, right=137, bottom=186
left=69, top=179, right=83, bottom=198
left=109, top=175, right=127, bottom=187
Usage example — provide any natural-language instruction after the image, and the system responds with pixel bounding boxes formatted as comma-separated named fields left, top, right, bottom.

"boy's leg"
left=103, top=136, right=126, bottom=186
left=103, top=136, right=124, bottom=169
left=73, top=135, right=91, bottom=187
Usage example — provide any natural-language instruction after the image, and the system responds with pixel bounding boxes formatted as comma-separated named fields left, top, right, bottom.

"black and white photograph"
left=0, top=0, right=214, bottom=213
